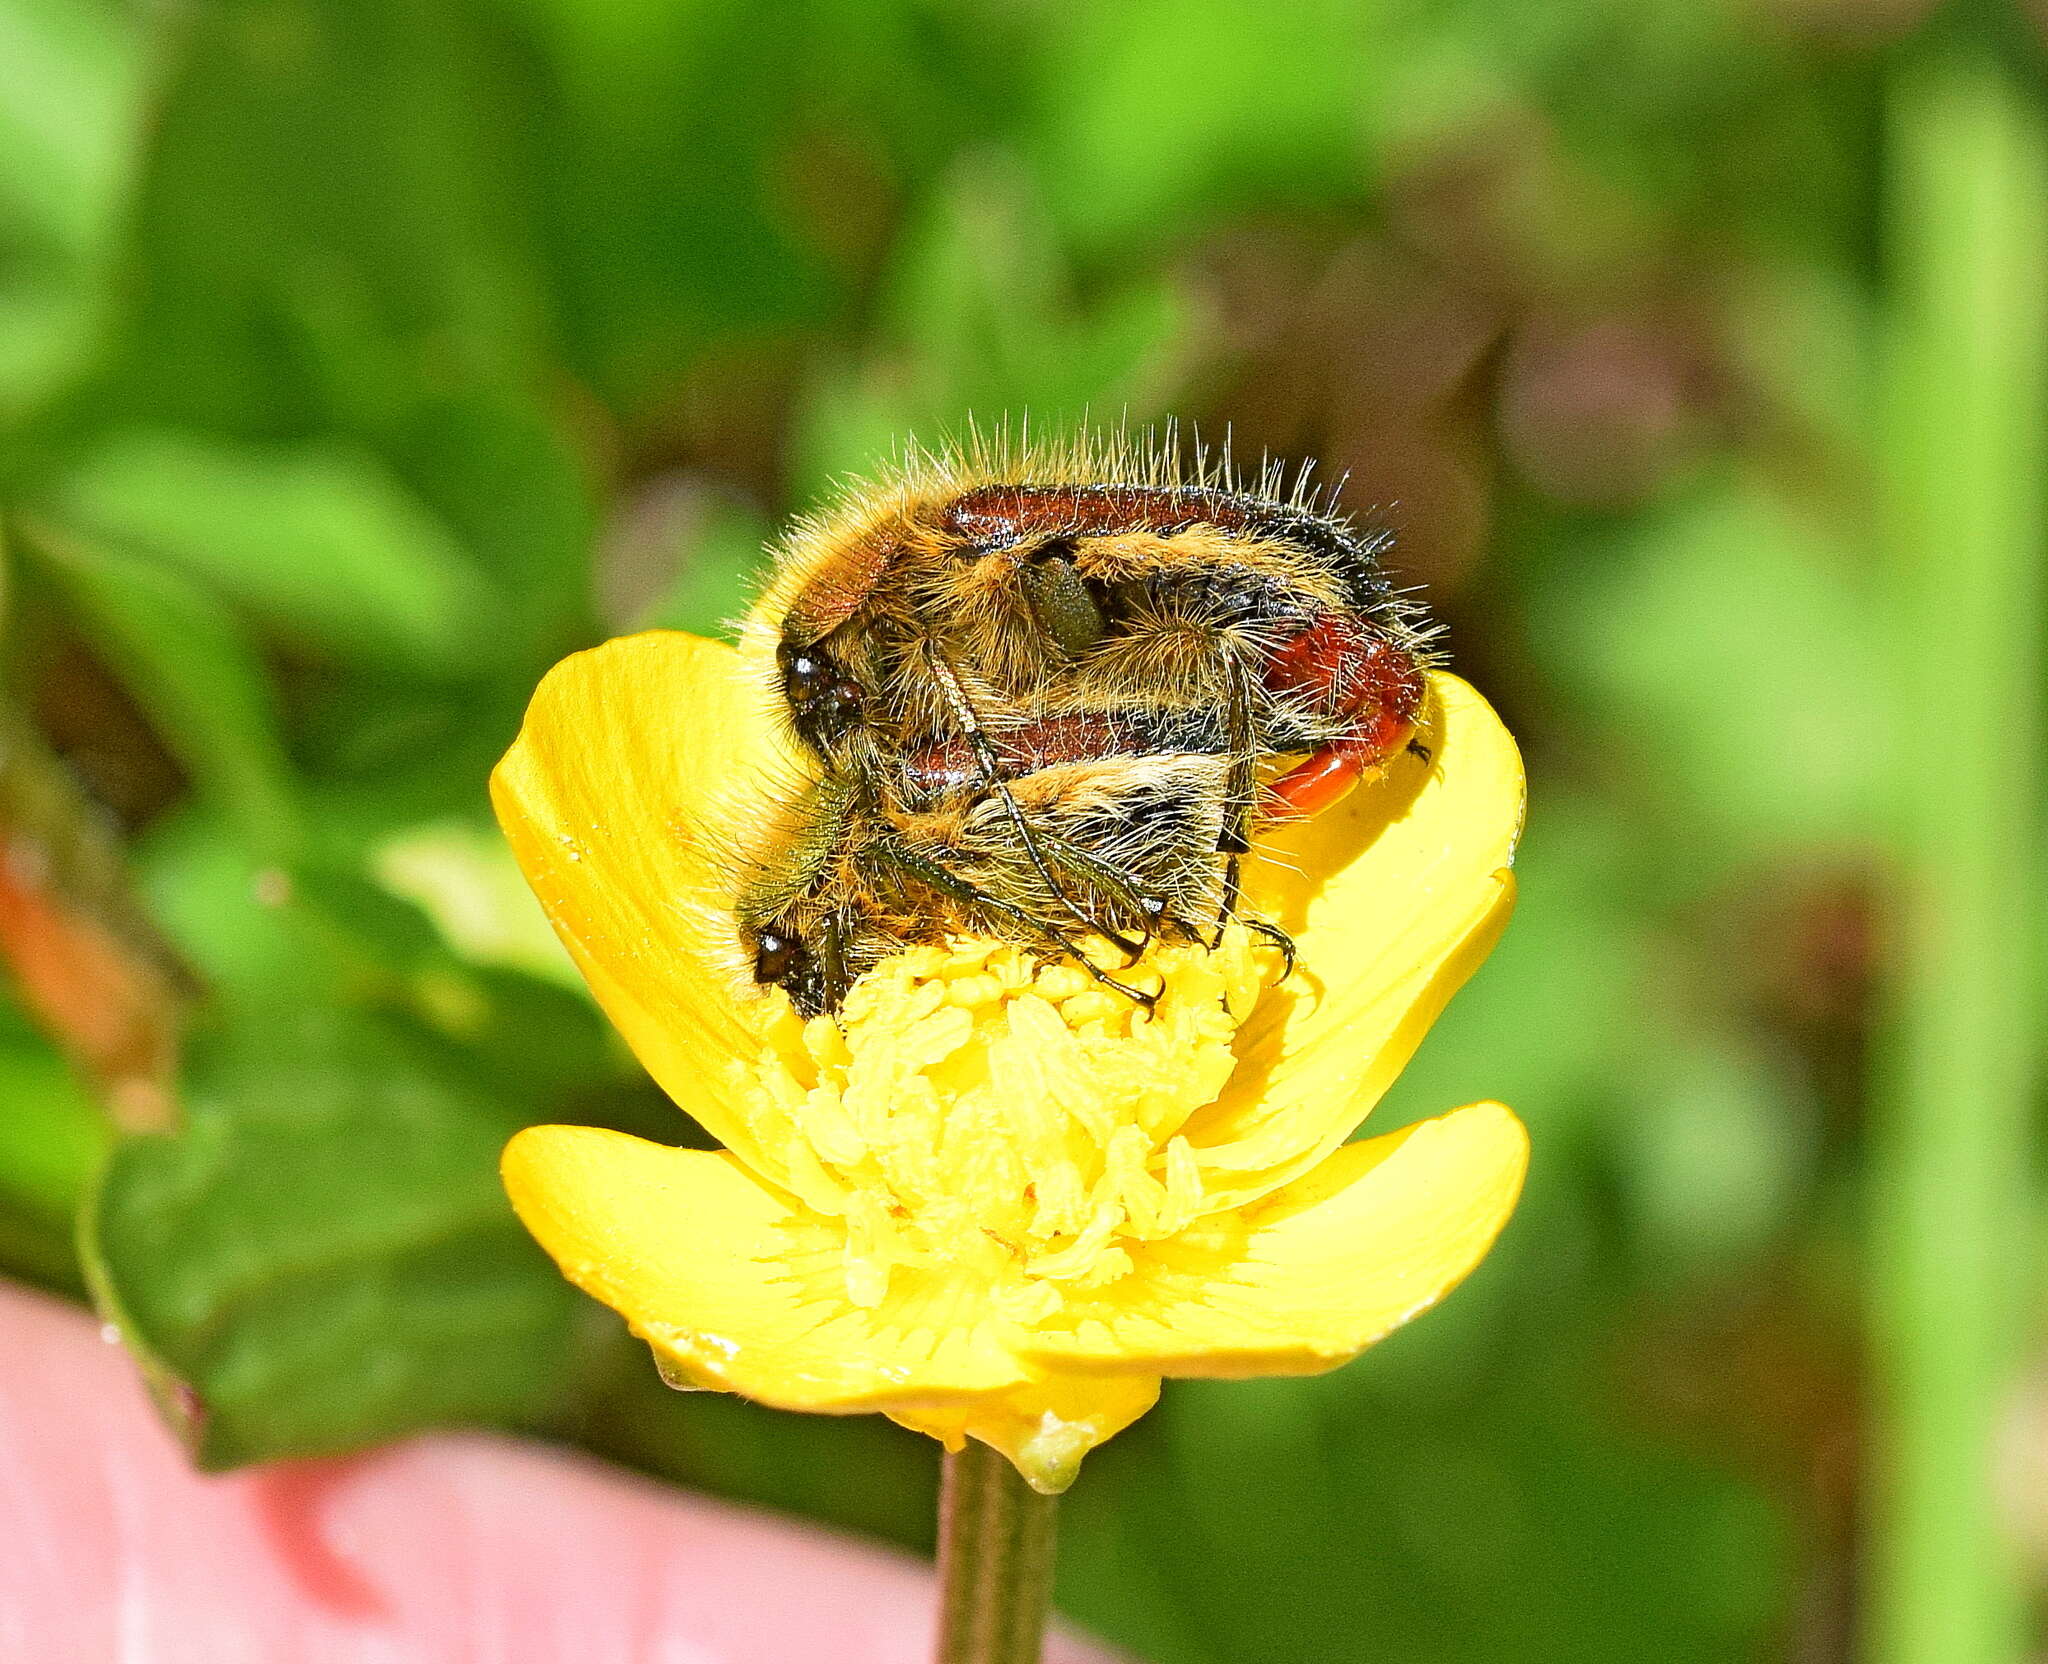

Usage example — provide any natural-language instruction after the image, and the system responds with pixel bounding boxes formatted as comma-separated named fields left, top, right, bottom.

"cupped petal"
left=1185, top=673, right=1523, bottom=1206
left=1022, top=1101, right=1527, bottom=1377
left=887, top=1373, right=1162, bottom=1496
left=491, top=632, right=806, bottom=1172
left=503, top=1125, right=1031, bottom=1411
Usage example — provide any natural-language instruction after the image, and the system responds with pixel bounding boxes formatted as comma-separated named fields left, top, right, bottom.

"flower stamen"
left=744, top=928, right=1273, bottom=1312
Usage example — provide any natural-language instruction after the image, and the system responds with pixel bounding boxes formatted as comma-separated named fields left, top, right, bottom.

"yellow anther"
left=1033, top=964, right=1091, bottom=1001
left=1057, top=990, right=1123, bottom=1028
left=944, top=973, right=1004, bottom=1008
left=744, top=926, right=1269, bottom=1304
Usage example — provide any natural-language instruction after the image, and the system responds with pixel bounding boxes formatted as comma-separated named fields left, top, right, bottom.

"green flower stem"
left=1871, top=44, right=2046, bottom=1664
left=935, top=1442, right=1059, bottom=1664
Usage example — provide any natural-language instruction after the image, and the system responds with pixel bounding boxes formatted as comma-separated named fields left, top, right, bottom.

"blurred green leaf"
left=50, top=430, right=505, bottom=676
left=102, top=0, right=545, bottom=423
left=1616, top=1031, right=1818, bottom=1275
left=1059, top=1325, right=1787, bottom=1664
left=491, top=0, right=837, bottom=414
left=1530, top=475, right=1887, bottom=871
left=134, top=807, right=600, bottom=1089
left=83, top=1004, right=578, bottom=1469
left=21, top=518, right=299, bottom=857
left=0, top=999, right=107, bottom=1288
left=71, top=0, right=598, bottom=659
left=134, top=810, right=336, bottom=1004
left=372, top=819, right=580, bottom=989
left=1724, top=258, right=1879, bottom=463
left=792, top=156, right=1195, bottom=491
left=1025, top=0, right=1373, bottom=253
left=0, top=0, right=147, bottom=422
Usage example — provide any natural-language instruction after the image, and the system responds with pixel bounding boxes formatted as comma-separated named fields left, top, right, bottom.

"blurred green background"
left=0, top=1, right=2042, bottom=1660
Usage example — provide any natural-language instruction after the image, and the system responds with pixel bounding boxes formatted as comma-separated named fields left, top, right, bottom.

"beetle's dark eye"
left=785, top=652, right=827, bottom=696
left=753, top=927, right=806, bottom=984
left=778, top=642, right=865, bottom=744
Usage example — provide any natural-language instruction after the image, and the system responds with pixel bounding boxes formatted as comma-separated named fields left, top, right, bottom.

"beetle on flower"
left=494, top=587, right=1526, bottom=1494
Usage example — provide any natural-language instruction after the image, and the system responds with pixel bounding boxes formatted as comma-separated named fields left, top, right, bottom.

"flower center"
left=739, top=927, right=1273, bottom=1319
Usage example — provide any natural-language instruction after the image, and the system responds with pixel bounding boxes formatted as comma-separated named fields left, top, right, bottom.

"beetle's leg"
left=1209, top=651, right=1262, bottom=945
left=1024, top=826, right=1175, bottom=962
left=1244, top=917, right=1297, bottom=983
left=870, top=837, right=1159, bottom=1011
left=918, top=635, right=1148, bottom=958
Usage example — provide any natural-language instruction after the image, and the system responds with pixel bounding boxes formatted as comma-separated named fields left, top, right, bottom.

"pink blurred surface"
left=0, top=1284, right=1121, bottom=1662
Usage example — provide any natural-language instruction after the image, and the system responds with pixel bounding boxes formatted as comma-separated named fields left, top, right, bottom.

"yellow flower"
left=494, top=630, right=1526, bottom=1493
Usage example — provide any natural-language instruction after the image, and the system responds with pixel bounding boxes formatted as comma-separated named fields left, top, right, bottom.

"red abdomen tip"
left=1261, top=617, right=1424, bottom=821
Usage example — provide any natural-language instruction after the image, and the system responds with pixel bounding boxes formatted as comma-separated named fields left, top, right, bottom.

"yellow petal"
left=1185, top=673, right=1523, bottom=1206
left=502, top=1124, right=1030, bottom=1410
left=491, top=632, right=805, bottom=1171
left=888, top=1373, right=1162, bottom=1495
left=1022, top=1101, right=1527, bottom=1377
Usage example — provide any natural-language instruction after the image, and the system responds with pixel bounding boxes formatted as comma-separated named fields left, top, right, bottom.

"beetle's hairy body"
left=737, top=754, right=1234, bottom=1015
left=735, top=433, right=1434, bottom=1017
